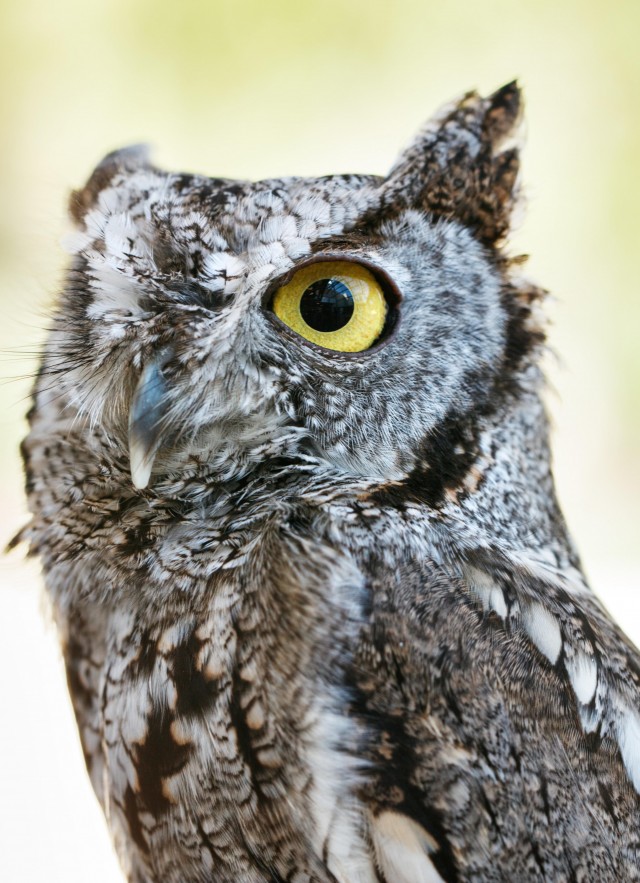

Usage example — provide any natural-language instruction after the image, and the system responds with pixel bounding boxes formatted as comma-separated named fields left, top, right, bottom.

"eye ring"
left=264, top=255, right=402, bottom=356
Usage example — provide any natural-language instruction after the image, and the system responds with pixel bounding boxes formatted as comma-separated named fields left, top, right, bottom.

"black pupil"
left=299, top=278, right=354, bottom=332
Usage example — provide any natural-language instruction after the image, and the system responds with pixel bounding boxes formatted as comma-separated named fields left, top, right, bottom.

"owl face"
left=48, top=83, right=538, bottom=497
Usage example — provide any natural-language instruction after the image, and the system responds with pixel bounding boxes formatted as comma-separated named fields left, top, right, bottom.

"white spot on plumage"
left=566, top=650, right=598, bottom=706
left=465, top=566, right=507, bottom=618
left=490, top=585, right=508, bottom=618
left=521, top=601, right=562, bottom=664
left=371, top=811, right=445, bottom=883
left=616, top=702, right=640, bottom=792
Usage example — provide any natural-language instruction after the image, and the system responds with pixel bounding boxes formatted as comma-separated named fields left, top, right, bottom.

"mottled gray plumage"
left=19, top=84, right=640, bottom=881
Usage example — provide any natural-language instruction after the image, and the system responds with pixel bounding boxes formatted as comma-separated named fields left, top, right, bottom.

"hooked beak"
left=128, top=354, right=170, bottom=489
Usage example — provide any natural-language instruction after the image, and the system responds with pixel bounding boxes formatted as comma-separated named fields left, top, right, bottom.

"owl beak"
left=128, top=355, right=170, bottom=489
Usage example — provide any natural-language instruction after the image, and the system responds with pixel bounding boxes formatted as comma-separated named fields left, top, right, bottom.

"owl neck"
left=297, top=382, right=582, bottom=582
left=431, top=385, right=581, bottom=576
left=148, top=380, right=581, bottom=582
left=26, top=371, right=583, bottom=613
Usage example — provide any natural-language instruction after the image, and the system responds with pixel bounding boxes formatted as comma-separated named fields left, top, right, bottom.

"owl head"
left=43, top=82, right=542, bottom=509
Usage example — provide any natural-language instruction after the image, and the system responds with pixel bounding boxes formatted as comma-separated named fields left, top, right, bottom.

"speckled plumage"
left=19, top=83, right=640, bottom=881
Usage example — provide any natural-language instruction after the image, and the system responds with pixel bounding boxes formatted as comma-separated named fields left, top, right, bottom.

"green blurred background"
left=1, top=1, right=638, bottom=880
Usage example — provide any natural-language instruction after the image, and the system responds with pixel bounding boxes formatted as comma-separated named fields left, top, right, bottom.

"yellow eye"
left=271, top=261, right=388, bottom=352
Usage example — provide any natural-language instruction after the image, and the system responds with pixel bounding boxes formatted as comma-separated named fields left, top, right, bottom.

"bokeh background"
left=1, top=1, right=638, bottom=880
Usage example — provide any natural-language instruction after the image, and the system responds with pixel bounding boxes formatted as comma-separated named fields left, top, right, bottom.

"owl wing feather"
left=356, top=551, right=640, bottom=881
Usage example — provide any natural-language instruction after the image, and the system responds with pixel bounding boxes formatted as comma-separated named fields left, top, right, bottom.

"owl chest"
left=96, top=596, right=279, bottom=874
left=88, top=576, right=372, bottom=882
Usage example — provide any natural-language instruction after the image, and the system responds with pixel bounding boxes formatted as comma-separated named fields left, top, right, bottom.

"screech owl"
left=17, top=82, right=640, bottom=881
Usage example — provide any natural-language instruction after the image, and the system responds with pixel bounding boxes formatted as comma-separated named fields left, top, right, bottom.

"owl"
left=18, top=82, right=640, bottom=882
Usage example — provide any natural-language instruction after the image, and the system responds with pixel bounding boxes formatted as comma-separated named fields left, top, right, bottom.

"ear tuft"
left=68, top=144, right=151, bottom=226
left=382, top=83, right=523, bottom=246
left=483, top=80, right=521, bottom=147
